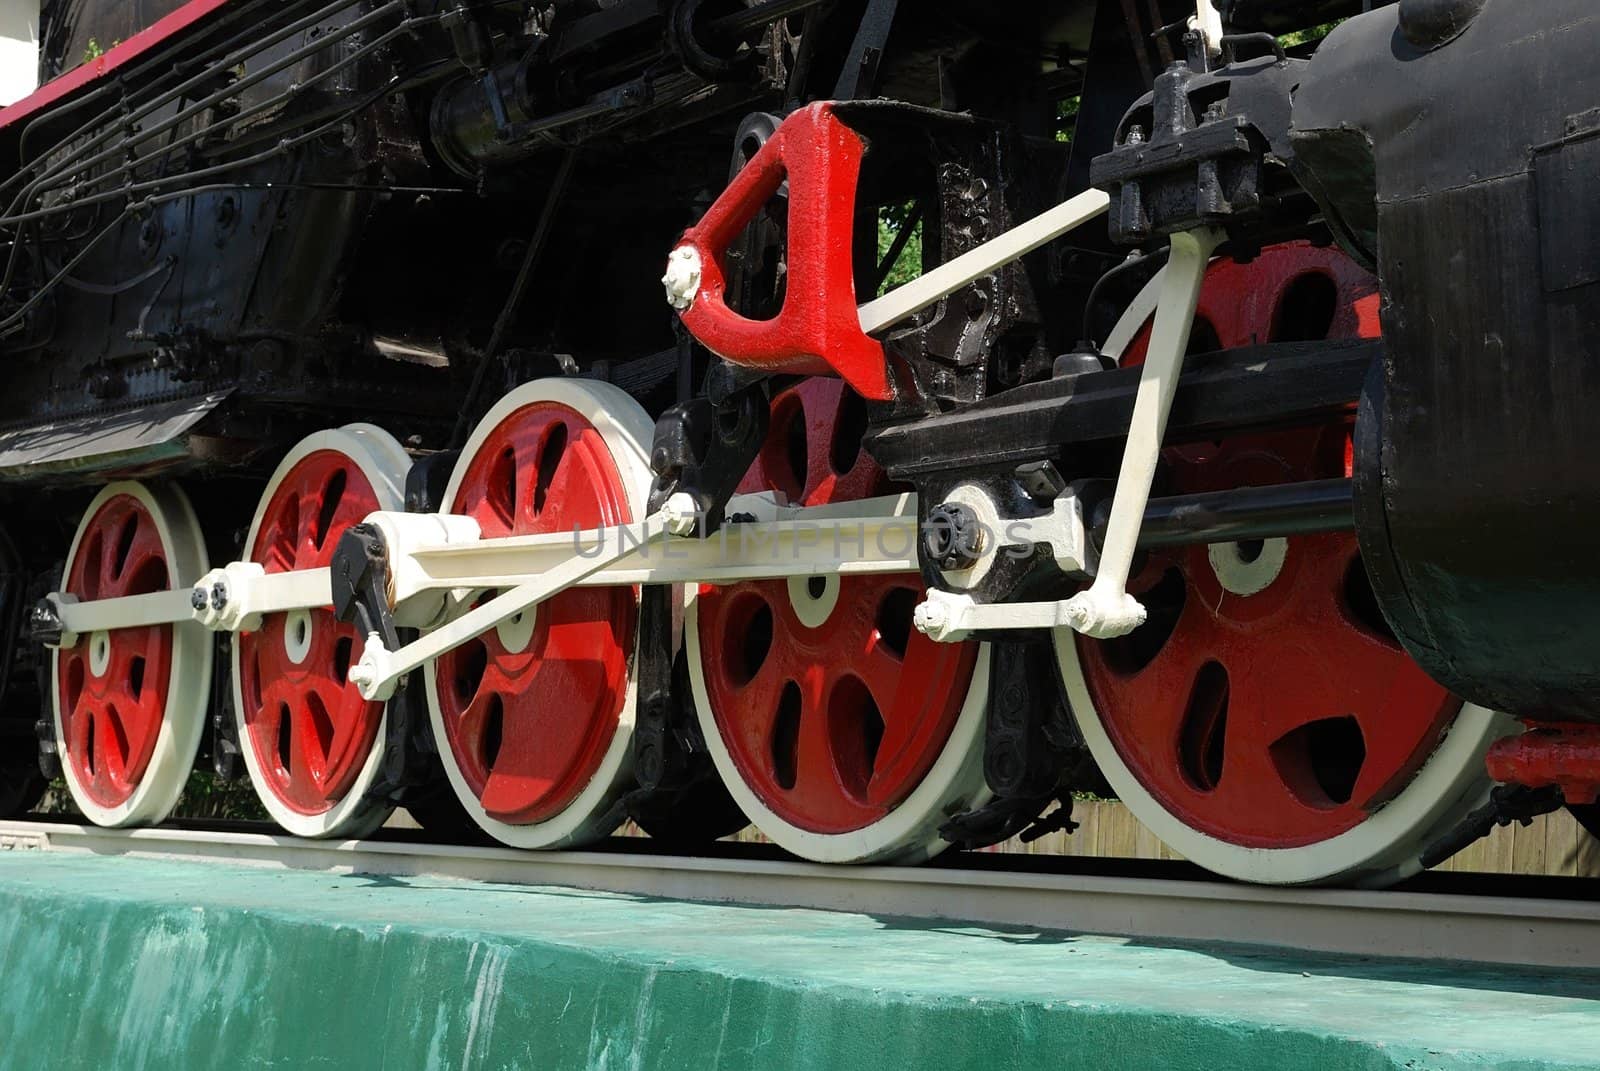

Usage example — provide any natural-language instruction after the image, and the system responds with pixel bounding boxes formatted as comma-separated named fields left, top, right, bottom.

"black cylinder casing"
left=1292, top=0, right=1600, bottom=720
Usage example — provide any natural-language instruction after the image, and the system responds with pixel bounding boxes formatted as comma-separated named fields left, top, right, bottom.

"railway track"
left=2, top=816, right=1596, bottom=971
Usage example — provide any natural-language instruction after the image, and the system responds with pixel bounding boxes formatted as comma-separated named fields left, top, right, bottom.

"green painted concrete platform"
left=1, top=853, right=1598, bottom=1070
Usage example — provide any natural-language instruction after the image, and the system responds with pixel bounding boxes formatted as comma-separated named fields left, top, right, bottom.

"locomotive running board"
left=0, top=389, right=230, bottom=479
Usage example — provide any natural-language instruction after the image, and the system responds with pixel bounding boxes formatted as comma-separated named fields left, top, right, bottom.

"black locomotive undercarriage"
left=4, top=0, right=1599, bottom=871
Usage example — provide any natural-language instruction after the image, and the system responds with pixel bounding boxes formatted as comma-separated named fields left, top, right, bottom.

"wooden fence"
left=973, top=799, right=1600, bottom=878
left=707, top=800, right=1600, bottom=878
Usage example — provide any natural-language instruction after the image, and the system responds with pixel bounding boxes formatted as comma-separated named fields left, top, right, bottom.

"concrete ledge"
left=1, top=852, right=1597, bottom=1070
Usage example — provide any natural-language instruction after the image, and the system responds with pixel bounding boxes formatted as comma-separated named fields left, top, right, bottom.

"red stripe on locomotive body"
left=0, top=0, right=238, bottom=133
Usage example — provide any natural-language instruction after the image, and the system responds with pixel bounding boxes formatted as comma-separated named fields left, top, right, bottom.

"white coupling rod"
left=47, top=567, right=332, bottom=643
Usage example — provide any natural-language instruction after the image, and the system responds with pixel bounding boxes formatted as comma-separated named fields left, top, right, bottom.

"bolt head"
left=912, top=598, right=948, bottom=638
left=191, top=587, right=209, bottom=611
left=661, top=246, right=703, bottom=311
left=923, top=503, right=983, bottom=571
left=661, top=491, right=700, bottom=537
left=210, top=580, right=228, bottom=611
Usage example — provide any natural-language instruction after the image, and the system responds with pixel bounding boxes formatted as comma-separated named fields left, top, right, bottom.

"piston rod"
left=1118, top=478, right=1355, bottom=550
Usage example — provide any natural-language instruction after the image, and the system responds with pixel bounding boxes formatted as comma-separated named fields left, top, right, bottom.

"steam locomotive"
left=1, top=0, right=1593, bottom=886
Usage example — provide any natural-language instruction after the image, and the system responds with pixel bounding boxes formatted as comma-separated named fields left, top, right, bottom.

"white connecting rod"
left=1060, top=226, right=1224, bottom=639
left=385, top=493, right=918, bottom=607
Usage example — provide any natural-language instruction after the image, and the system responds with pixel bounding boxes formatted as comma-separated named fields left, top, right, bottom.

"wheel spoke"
left=857, top=636, right=905, bottom=759
left=531, top=446, right=586, bottom=531
left=1100, top=599, right=1218, bottom=749
left=728, top=655, right=791, bottom=758
left=95, top=704, right=131, bottom=787
left=67, top=706, right=93, bottom=776
left=294, top=489, right=321, bottom=568
left=310, top=677, right=369, bottom=786
left=788, top=669, right=837, bottom=800
left=454, top=686, right=498, bottom=779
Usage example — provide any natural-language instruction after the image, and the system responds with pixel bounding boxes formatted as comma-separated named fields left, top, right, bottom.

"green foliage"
left=1278, top=20, right=1343, bottom=48
left=876, top=205, right=922, bottom=295
left=39, top=772, right=269, bottom=821
left=1057, top=95, right=1081, bottom=145
left=176, top=771, right=269, bottom=821
left=78, top=38, right=124, bottom=66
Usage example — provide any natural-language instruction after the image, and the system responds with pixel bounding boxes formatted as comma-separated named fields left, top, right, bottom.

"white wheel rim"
left=1054, top=631, right=1514, bottom=885
left=423, top=378, right=653, bottom=849
left=230, top=424, right=410, bottom=839
left=52, top=481, right=212, bottom=828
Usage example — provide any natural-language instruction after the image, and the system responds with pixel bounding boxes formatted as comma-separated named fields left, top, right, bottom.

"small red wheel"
left=424, top=378, right=654, bottom=848
left=232, top=425, right=410, bottom=838
left=688, top=379, right=990, bottom=863
left=52, top=482, right=211, bottom=827
left=1056, top=243, right=1507, bottom=884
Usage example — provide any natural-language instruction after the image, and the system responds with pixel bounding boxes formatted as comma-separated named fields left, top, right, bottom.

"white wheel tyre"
left=52, top=481, right=212, bottom=828
left=231, top=424, right=410, bottom=838
left=424, top=378, right=653, bottom=849
left=1054, top=634, right=1515, bottom=886
left=685, top=612, right=993, bottom=865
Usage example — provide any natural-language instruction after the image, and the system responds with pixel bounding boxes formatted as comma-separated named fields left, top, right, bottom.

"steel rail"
left=2, top=819, right=1596, bottom=971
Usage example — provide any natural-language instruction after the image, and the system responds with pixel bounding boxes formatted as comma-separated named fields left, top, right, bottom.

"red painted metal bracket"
left=667, top=102, right=891, bottom=401
left=1485, top=722, right=1600, bottom=805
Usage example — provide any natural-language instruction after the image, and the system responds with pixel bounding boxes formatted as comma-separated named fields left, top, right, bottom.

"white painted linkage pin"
left=1062, top=227, right=1224, bottom=639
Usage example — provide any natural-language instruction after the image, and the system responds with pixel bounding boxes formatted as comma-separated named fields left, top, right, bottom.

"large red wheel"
left=1055, top=243, right=1508, bottom=885
left=232, top=425, right=410, bottom=838
left=424, top=378, right=653, bottom=849
left=51, top=482, right=211, bottom=827
left=687, top=379, right=991, bottom=863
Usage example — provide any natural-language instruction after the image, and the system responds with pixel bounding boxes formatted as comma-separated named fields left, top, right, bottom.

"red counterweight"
left=666, top=103, right=892, bottom=401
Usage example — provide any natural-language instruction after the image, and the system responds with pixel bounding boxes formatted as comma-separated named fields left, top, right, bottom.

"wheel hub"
left=282, top=609, right=315, bottom=665
left=784, top=573, right=840, bottom=629
left=1206, top=537, right=1287, bottom=597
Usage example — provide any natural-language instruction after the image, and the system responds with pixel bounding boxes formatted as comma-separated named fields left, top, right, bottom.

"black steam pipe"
left=1095, top=478, right=1355, bottom=550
